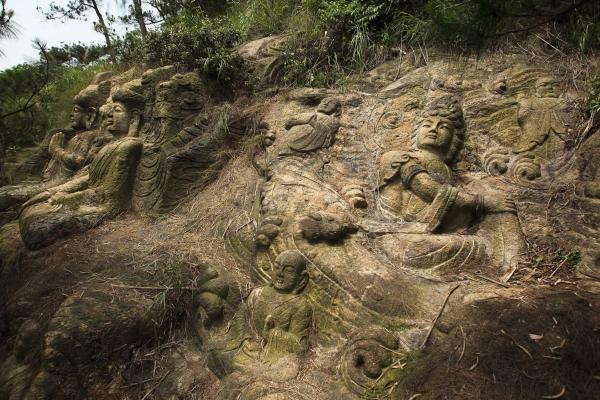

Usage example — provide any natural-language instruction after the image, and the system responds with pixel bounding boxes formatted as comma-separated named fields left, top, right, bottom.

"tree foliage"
left=140, top=12, right=245, bottom=83
left=0, top=60, right=109, bottom=154
left=0, top=0, right=17, bottom=56
left=39, top=0, right=115, bottom=55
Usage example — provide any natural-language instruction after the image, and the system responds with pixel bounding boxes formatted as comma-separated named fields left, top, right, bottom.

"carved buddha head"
left=69, top=104, right=89, bottom=130
left=108, top=87, right=146, bottom=136
left=71, top=73, right=112, bottom=130
left=317, top=97, right=341, bottom=116
left=411, top=95, right=465, bottom=163
left=272, top=250, right=309, bottom=294
left=535, top=77, right=559, bottom=98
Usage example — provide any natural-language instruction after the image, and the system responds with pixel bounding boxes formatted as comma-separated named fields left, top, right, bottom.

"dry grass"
left=396, top=288, right=600, bottom=400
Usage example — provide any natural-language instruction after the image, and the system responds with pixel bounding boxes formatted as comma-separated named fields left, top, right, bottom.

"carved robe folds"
left=233, top=286, right=311, bottom=367
left=19, top=137, right=143, bottom=249
left=377, top=150, right=522, bottom=274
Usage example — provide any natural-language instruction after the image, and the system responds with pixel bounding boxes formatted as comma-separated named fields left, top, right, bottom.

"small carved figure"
left=513, top=77, right=568, bottom=156
left=233, top=250, right=311, bottom=369
left=490, top=77, right=507, bottom=94
left=280, top=97, right=341, bottom=155
left=18, top=87, right=146, bottom=249
left=379, top=95, right=524, bottom=270
left=255, top=215, right=283, bottom=247
left=262, top=129, right=276, bottom=147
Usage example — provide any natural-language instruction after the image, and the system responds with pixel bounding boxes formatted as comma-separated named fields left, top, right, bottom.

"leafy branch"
left=0, top=40, right=50, bottom=120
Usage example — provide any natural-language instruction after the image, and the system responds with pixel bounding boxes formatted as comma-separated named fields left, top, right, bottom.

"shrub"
left=142, top=11, right=246, bottom=84
left=587, top=73, right=600, bottom=113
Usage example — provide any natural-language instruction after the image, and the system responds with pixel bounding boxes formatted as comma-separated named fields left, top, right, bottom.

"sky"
left=0, top=0, right=129, bottom=71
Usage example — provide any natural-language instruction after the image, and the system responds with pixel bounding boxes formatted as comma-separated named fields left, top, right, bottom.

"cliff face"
left=0, top=42, right=599, bottom=399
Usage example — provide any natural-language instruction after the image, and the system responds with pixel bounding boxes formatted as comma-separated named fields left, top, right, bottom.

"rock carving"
left=233, top=250, right=311, bottom=370
left=513, top=77, right=568, bottom=156
left=0, top=73, right=112, bottom=215
left=378, top=95, right=525, bottom=271
left=280, top=97, right=341, bottom=155
left=18, top=86, right=145, bottom=249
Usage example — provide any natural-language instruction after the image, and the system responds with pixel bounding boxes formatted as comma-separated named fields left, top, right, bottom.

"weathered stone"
left=377, top=95, right=525, bottom=271
left=18, top=84, right=146, bottom=249
left=199, top=250, right=312, bottom=390
left=279, top=97, right=341, bottom=155
left=0, top=73, right=113, bottom=216
left=2, top=48, right=600, bottom=400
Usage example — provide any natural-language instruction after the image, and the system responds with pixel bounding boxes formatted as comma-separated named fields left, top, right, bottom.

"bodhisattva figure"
left=279, top=97, right=341, bottom=155
left=513, top=77, right=568, bottom=157
left=17, top=87, right=146, bottom=250
left=378, top=95, right=524, bottom=272
left=0, top=74, right=112, bottom=214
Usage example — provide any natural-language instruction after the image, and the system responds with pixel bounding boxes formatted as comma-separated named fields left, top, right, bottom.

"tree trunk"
left=89, top=0, right=113, bottom=57
left=132, top=0, right=147, bottom=38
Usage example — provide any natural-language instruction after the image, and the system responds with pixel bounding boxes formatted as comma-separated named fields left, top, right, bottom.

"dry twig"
left=420, top=284, right=460, bottom=350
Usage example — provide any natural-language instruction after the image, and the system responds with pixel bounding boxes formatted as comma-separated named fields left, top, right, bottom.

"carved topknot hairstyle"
left=111, top=88, right=146, bottom=113
left=411, top=94, right=466, bottom=163
left=73, top=73, right=112, bottom=110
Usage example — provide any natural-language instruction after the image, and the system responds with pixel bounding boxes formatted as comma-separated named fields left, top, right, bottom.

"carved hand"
left=19, top=190, right=52, bottom=215
left=263, top=314, right=275, bottom=333
left=49, top=133, right=66, bottom=155
left=485, top=194, right=517, bottom=214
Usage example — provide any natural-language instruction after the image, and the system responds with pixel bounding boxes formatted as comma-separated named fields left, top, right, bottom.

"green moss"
left=587, top=73, right=600, bottom=112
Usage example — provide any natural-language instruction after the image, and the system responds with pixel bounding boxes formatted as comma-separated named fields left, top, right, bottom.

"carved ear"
left=85, top=107, right=98, bottom=130
left=294, top=271, right=309, bottom=294
left=127, top=111, right=142, bottom=137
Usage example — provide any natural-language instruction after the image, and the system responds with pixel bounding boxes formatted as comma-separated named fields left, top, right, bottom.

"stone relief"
left=0, top=73, right=112, bottom=218
left=512, top=77, right=568, bottom=156
left=225, top=61, right=599, bottom=398
left=279, top=96, right=341, bottom=155
left=0, top=55, right=599, bottom=400
left=232, top=250, right=311, bottom=369
left=134, top=71, right=266, bottom=212
left=18, top=86, right=145, bottom=249
left=377, top=95, right=524, bottom=272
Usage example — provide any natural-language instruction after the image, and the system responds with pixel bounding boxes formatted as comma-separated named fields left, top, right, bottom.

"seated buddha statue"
left=233, top=250, right=311, bottom=367
left=377, top=95, right=524, bottom=274
left=17, top=86, right=146, bottom=250
left=0, top=73, right=112, bottom=215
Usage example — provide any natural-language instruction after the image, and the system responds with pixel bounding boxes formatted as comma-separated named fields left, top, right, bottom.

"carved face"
left=317, top=98, right=340, bottom=115
left=415, top=116, right=454, bottom=155
left=273, top=258, right=305, bottom=293
left=70, top=105, right=88, bottom=130
left=106, top=101, right=131, bottom=135
left=536, top=78, right=559, bottom=98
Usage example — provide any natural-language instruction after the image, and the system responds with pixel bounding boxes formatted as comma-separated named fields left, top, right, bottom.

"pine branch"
left=0, top=41, right=50, bottom=120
